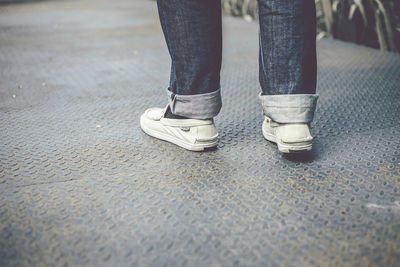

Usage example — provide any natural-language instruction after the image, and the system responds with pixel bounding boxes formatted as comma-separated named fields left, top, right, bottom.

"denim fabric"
left=259, top=93, right=318, bottom=123
left=258, top=0, right=317, bottom=96
left=156, top=0, right=318, bottom=121
left=156, top=0, right=222, bottom=96
left=167, top=89, right=222, bottom=119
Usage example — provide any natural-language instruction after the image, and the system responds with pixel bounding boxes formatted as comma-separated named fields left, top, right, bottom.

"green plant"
left=320, top=0, right=399, bottom=52
left=222, top=0, right=400, bottom=53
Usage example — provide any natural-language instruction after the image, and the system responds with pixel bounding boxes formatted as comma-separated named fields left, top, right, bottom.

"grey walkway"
left=0, top=0, right=399, bottom=266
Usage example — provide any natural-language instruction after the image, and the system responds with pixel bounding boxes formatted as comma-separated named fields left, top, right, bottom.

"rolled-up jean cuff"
left=167, top=89, right=222, bottom=119
left=259, top=93, right=318, bottom=123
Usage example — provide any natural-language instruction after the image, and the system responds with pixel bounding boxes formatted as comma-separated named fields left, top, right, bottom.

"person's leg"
left=157, top=0, right=223, bottom=119
left=257, top=0, right=318, bottom=153
left=140, top=0, right=222, bottom=151
left=258, top=0, right=318, bottom=123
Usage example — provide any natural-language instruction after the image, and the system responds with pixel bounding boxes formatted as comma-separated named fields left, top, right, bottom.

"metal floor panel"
left=0, top=0, right=399, bottom=266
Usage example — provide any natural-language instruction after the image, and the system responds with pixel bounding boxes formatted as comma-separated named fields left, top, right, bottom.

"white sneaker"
left=140, top=107, right=218, bottom=151
left=262, top=116, right=313, bottom=153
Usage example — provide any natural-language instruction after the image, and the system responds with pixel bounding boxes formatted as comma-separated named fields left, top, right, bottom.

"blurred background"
left=222, top=0, right=400, bottom=53
left=1, top=0, right=398, bottom=52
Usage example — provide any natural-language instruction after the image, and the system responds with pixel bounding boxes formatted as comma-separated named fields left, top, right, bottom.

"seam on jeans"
left=259, top=29, right=268, bottom=95
left=264, top=106, right=315, bottom=108
left=161, top=8, right=174, bottom=70
left=270, top=0, right=275, bottom=92
left=261, top=93, right=267, bottom=114
left=170, top=94, right=177, bottom=114
left=159, top=5, right=179, bottom=95
left=178, top=2, right=191, bottom=96
left=287, top=3, right=293, bottom=95
left=261, top=94, right=318, bottom=97
left=173, top=88, right=221, bottom=99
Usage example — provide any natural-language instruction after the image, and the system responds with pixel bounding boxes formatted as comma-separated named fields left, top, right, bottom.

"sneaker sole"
left=140, top=115, right=218, bottom=152
left=262, top=129, right=312, bottom=153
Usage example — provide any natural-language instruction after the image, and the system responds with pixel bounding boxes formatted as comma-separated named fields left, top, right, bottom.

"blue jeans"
left=157, top=0, right=318, bottom=123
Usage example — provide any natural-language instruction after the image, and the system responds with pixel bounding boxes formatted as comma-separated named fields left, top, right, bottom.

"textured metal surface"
left=0, top=0, right=399, bottom=266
